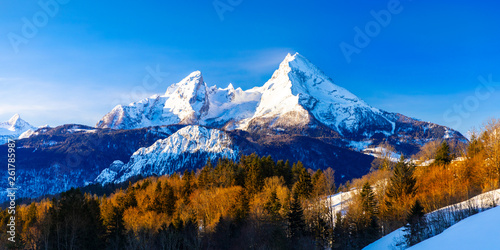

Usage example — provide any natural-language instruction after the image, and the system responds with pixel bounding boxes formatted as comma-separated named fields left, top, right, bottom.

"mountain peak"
left=279, top=52, right=310, bottom=70
left=166, top=71, right=204, bottom=94
left=187, top=70, right=202, bottom=79
left=8, top=113, right=21, bottom=125
left=1, top=114, right=37, bottom=143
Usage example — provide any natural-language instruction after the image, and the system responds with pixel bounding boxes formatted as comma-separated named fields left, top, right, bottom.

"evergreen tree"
left=106, top=205, right=126, bottom=249
left=435, top=141, right=452, bottom=165
left=181, top=169, right=194, bottom=202
left=360, top=182, right=377, bottom=216
left=121, top=188, right=138, bottom=209
left=233, top=190, right=250, bottom=224
left=264, top=191, right=282, bottom=221
left=155, top=180, right=163, bottom=193
left=386, top=155, right=417, bottom=207
left=198, top=163, right=214, bottom=189
left=353, top=182, right=380, bottom=248
left=332, top=212, right=348, bottom=249
left=283, top=160, right=293, bottom=187
left=467, top=133, right=482, bottom=158
left=312, top=169, right=328, bottom=197
left=292, top=162, right=313, bottom=199
left=162, top=182, right=177, bottom=217
left=404, top=200, right=427, bottom=246
left=25, top=202, right=37, bottom=228
left=84, top=196, right=106, bottom=249
left=47, top=188, right=105, bottom=249
left=244, top=155, right=264, bottom=195
left=287, top=193, right=306, bottom=239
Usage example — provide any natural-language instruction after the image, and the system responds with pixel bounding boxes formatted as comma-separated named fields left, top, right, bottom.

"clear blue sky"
left=1, top=0, right=499, bottom=136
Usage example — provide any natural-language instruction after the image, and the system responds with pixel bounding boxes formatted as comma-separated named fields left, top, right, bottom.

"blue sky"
left=1, top=0, right=499, bottom=136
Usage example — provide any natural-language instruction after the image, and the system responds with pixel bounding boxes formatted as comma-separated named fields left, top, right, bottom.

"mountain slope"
left=408, top=205, right=500, bottom=250
left=95, top=125, right=238, bottom=184
left=364, top=189, right=500, bottom=250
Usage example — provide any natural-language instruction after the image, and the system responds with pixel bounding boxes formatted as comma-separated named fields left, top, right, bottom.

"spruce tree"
left=404, top=200, right=427, bottom=246
left=287, top=193, right=306, bottom=239
left=245, top=156, right=264, bottom=195
left=264, top=191, right=282, bottom=221
left=292, top=162, right=313, bottom=199
left=358, top=182, right=380, bottom=248
left=106, top=205, right=126, bottom=249
left=360, top=182, right=377, bottom=216
left=435, top=141, right=452, bottom=165
left=386, top=155, right=417, bottom=207
left=332, top=212, right=347, bottom=249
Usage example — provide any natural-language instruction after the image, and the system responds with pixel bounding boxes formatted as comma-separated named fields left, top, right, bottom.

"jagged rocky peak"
left=163, top=70, right=210, bottom=124
left=96, top=70, right=211, bottom=129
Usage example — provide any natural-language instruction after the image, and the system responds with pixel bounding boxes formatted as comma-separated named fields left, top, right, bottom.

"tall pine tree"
left=287, top=193, right=306, bottom=239
left=435, top=141, right=452, bottom=165
left=404, top=200, right=427, bottom=246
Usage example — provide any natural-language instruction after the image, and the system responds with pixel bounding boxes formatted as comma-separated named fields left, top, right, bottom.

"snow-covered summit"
left=0, top=114, right=37, bottom=144
left=246, top=52, right=389, bottom=134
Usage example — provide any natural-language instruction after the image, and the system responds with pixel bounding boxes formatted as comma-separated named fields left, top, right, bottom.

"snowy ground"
left=408, top=205, right=500, bottom=250
left=364, top=189, right=500, bottom=250
left=323, top=190, right=354, bottom=215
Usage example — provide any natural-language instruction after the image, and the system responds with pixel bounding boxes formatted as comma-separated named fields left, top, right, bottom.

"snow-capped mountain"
left=244, top=53, right=394, bottom=136
left=0, top=114, right=37, bottom=144
left=97, top=53, right=466, bottom=153
left=95, top=125, right=238, bottom=184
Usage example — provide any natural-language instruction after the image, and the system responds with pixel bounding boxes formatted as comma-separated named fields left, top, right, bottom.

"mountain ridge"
left=97, top=52, right=467, bottom=153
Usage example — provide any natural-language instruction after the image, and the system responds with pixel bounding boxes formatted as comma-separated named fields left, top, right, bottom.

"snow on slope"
left=408, top=205, right=500, bottom=250
left=0, top=114, right=37, bottom=144
left=364, top=189, right=500, bottom=250
left=324, top=190, right=355, bottom=216
left=202, top=83, right=262, bottom=129
left=95, top=125, right=238, bottom=184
